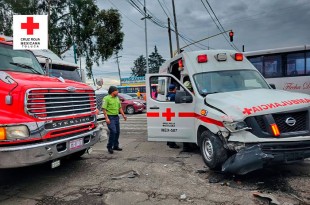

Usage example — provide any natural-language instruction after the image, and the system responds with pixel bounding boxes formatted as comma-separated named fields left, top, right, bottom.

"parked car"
left=118, top=93, right=146, bottom=114
left=125, top=93, right=140, bottom=99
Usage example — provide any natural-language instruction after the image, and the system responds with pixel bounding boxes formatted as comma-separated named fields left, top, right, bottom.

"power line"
left=204, top=0, right=238, bottom=50
left=106, top=0, right=143, bottom=29
left=156, top=0, right=211, bottom=49
left=126, top=0, right=210, bottom=51
left=161, top=0, right=174, bottom=20
left=157, top=0, right=170, bottom=21
left=200, top=0, right=238, bottom=50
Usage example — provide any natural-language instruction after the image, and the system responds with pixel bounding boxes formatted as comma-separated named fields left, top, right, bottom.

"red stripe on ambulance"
left=147, top=111, right=224, bottom=127
left=147, top=112, right=160, bottom=117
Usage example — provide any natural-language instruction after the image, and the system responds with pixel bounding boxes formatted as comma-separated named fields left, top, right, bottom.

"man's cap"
left=184, top=81, right=192, bottom=89
left=108, top=86, right=118, bottom=94
left=169, top=84, right=176, bottom=90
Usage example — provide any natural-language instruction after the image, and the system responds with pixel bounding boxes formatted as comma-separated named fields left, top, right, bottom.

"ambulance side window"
left=150, top=76, right=188, bottom=102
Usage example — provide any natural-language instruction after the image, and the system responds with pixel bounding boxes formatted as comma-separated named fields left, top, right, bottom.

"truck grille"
left=246, top=109, right=309, bottom=138
left=273, top=111, right=307, bottom=133
left=26, top=88, right=96, bottom=119
left=255, top=116, right=268, bottom=132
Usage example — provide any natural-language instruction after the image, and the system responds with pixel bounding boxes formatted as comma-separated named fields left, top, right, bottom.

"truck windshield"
left=0, top=43, right=44, bottom=75
left=50, top=68, right=82, bottom=82
left=193, top=70, right=270, bottom=96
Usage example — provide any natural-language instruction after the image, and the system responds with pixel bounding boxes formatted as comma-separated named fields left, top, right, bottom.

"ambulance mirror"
left=175, top=90, right=193, bottom=104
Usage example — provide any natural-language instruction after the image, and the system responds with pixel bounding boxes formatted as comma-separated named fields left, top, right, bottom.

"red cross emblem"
left=21, top=17, right=40, bottom=35
left=162, top=108, right=175, bottom=121
left=242, top=108, right=252, bottom=115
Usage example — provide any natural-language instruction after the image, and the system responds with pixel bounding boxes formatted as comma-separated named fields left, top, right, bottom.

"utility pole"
left=143, top=0, right=149, bottom=74
left=172, top=0, right=180, bottom=54
left=168, top=18, right=173, bottom=58
left=115, top=53, right=122, bottom=85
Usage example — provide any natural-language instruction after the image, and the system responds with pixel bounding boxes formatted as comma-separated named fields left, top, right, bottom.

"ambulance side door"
left=146, top=74, right=196, bottom=142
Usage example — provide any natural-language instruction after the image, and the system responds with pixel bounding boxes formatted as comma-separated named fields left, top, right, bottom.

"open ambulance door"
left=146, top=74, right=196, bottom=142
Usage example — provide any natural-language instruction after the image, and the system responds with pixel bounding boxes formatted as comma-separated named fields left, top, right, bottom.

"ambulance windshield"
left=193, top=70, right=270, bottom=96
left=0, top=43, right=44, bottom=75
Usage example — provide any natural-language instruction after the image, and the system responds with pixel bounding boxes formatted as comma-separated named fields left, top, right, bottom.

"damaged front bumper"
left=222, top=141, right=310, bottom=175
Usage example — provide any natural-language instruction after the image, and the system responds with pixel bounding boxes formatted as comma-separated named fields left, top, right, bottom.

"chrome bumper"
left=0, top=127, right=100, bottom=168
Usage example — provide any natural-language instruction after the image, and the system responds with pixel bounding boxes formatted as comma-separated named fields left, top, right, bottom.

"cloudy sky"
left=63, top=0, right=310, bottom=88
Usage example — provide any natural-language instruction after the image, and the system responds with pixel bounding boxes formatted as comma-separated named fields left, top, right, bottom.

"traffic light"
left=229, top=31, right=234, bottom=42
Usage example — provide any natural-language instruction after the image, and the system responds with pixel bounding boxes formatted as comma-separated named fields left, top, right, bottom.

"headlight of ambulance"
left=223, top=121, right=250, bottom=132
left=0, top=125, right=30, bottom=140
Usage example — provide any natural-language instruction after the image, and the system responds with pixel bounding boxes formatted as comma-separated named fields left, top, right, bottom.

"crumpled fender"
left=221, top=145, right=274, bottom=175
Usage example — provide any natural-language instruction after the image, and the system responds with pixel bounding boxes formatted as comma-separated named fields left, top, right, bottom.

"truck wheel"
left=126, top=105, right=135, bottom=114
left=200, top=130, right=228, bottom=170
left=70, top=149, right=86, bottom=159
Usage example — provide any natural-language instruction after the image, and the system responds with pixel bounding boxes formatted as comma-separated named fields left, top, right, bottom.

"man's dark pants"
left=107, top=115, right=120, bottom=149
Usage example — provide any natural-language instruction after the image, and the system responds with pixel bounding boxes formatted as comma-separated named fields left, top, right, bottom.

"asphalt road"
left=0, top=113, right=310, bottom=205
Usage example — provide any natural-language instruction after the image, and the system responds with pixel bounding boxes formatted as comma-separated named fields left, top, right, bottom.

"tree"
left=131, top=55, right=146, bottom=77
left=148, top=46, right=165, bottom=74
left=0, top=0, right=13, bottom=36
left=1, top=0, right=124, bottom=79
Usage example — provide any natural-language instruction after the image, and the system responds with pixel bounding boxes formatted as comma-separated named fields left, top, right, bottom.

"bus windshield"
left=193, top=70, right=270, bottom=96
left=0, top=43, right=44, bottom=75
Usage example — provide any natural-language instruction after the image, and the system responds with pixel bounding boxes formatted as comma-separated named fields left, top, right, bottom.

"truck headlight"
left=223, top=121, right=250, bottom=132
left=0, top=125, right=30, bottom=140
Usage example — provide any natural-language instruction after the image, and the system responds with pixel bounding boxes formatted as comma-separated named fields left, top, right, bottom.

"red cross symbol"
left=21, top=17, right=40, bottom=35
left=242, top=108, right=252, bottom=115
left=162, top=108, right=175, bottom=121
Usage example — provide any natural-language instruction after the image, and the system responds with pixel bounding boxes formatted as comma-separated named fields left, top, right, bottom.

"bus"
left=117, top=84, right=158, bottom=100
left=117, top=85, right=146, bottom=94
left=244, top=45, right=310, bottom=94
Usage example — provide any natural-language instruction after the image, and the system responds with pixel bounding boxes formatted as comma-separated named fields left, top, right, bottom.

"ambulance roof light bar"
left=235, top=53, right=243, bottom=61
left=197, top=54, right=208, bottom=63
left=215, top=53, right=227, bottom=61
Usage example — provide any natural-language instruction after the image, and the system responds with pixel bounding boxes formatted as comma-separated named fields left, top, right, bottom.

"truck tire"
left=200, top=130, right=228, bottom=170
left=126, top=105, right=135, bottom=114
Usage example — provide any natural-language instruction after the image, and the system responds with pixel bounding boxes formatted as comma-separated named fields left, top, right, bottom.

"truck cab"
left=31, top=49, right=105, bottom=123
left=146, top=50, right=310, bottom=175
left=0, top=40, right=100, bottom=168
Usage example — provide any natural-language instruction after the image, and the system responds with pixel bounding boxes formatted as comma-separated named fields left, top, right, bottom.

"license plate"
left=51, top=160, right=60, bottom=169
left=69, top=138, right=83, bottom=150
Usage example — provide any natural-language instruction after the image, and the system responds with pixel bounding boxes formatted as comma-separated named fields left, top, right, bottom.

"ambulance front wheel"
left=200, top=130, right=228, bottom=170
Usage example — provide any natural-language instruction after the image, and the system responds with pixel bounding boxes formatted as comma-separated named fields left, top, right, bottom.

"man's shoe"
left=113, top=147, right=123, bottom=151
left=108, top=148, right=114, bottom=154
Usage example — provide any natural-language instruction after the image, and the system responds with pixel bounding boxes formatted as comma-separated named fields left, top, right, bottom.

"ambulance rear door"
left=146, top=74, right=196, bottom=142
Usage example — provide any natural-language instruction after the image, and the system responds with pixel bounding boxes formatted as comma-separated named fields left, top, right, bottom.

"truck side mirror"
left=175, top=90, right=193, bottom=104
left=269, top=84, right=276, bottom=89
left=96, top=78, right=103, bottom=87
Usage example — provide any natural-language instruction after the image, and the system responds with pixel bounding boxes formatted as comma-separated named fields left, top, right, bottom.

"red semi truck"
left=0, top=40, right=100, bottom=168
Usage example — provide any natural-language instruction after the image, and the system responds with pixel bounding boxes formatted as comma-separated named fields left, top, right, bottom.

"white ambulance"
left=146, top=50, right=310, bottom=175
